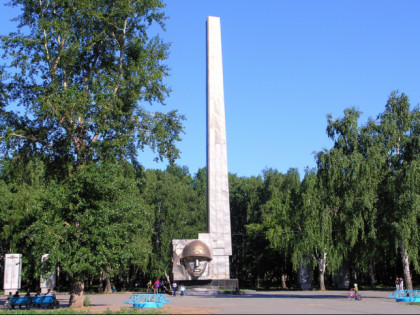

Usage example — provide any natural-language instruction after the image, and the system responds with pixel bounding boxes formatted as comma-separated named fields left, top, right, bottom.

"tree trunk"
left=98, top=272, right=104, bottom=293
left=56, top=266, right=60, bottom=292
left=129, top=266, right=139, bottom=289
left=352, top=270, right=358, bottom=284
left=281, top=274, right=287, bottom=289
left=369, top=259, right=376, bottom=289
left=104, top=278, right=112, bottom=293
left=69, top=280, right=84, bottom=308
left=317, top=250, right=327, bottom=291
left=164, top=270, right=172, bottom=291
left=400, top=243, right=413, bottom=290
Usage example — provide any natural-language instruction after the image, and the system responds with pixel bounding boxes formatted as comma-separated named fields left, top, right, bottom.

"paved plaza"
left=4, top=290, right=412, bottom=314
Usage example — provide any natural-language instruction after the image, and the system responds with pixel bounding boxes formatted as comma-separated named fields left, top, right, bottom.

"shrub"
left=83, top=295, right=91, bottom=307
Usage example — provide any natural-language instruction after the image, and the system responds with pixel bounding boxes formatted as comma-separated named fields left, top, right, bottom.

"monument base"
left=176, top=279, right=239, bottom=295
left=300, top=283, right=312, bottom=290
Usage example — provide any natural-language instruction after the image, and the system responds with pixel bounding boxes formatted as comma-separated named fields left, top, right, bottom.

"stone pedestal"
left=333, top=264, right=350, bottom=289
left=40, top=254, right=56, bottom=294
left=3, top=254, right=22, bottom=295
left=176, top=279, right=239, bottom=295
left=298, top=258, right=312, bottom=290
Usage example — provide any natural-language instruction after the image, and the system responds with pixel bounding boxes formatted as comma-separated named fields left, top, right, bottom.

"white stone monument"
left=298, top=257, right=312, bottom=290
left=172, top=16, right=237, bottom=291
left=3, top=254, right=22, bottom=295
left=40, top=254, right=56, bottom=294
left=333, top=263, right=350, bottom=289
left=205, top=15, right=232, bottom=280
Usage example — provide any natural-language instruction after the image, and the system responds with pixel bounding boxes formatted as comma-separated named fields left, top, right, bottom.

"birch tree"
left=0, top=0, right=183, bottom=307
left=375, top=92, right=420, bottom=290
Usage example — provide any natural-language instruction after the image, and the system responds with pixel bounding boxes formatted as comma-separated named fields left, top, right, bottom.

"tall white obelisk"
left=171, top=16, right=235, bottom=289
left=206, top=16, right=232, bottom=280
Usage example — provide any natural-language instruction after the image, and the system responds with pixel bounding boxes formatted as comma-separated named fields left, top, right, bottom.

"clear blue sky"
left=1, top=0, right=420, bottom=178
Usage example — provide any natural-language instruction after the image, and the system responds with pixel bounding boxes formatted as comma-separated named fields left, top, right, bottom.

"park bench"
left=6, top=296, right=31, bottom=309
left=6, top=295, right=59, bottom=310
left=31, top=295, right=59, bottom=309
left=125, top=294, right=171, bottom=308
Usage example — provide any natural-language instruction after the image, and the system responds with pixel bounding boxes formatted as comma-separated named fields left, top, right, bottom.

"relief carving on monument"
left=172, top=239, right=213, bottom=280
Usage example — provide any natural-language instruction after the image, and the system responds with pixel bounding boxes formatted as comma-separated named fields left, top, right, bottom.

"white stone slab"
left=3, top=254, right=22, bottom=294
left=40, top=254, right=56, bottom=294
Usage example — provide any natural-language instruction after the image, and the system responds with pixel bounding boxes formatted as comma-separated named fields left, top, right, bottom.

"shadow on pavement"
left=193, top=293, right=383, bottom=300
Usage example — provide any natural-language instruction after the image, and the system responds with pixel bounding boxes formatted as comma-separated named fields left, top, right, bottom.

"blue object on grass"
left=124, top=294, right=172, bottom=308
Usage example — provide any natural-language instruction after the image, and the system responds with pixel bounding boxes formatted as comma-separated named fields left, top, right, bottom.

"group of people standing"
left=171, top=282, right=185, bottom=297
left=147, top=279, right=185, bottom=296
left=146, top=279, right=185, bottom=296
left=147, top=278, right=170, bottom=294
left=395, top=277, right=404, bottom=292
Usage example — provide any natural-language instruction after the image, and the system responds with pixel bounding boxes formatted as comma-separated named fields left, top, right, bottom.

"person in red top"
left=154, top=279, right=160, bottom=294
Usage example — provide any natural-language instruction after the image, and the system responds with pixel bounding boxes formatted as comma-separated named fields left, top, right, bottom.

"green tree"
left=324, top=108, right=383, bottom=288
left=257, top=168, right=301, bottom=288
left=141, top=166, right=206, bottom=280
left=1, top=0, right=183, bottom=169
left=0, top=0, right=183, bottom=307
left=294, top=167, right=344, bottom=291
left=302, top=108, right=366, bottom=290
left=229, top=174, right=267, bottom=286
left=316, top=93, right=419, bottom=289
left=374, top=92, right=420, bottom=290
left=0, top=157, right=47, bottom=289
left=22, top=162, right=152, bottom=305
left=192, top=167, right=207, bottom=229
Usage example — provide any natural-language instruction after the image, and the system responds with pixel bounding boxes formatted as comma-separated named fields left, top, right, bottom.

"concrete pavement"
left=2, top=290, right=419, bottom=314
left=163, top=290, right=420, bottom=314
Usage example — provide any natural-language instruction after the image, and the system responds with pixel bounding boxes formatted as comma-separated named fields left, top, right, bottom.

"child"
left=154, top=279, right=160, bottom=294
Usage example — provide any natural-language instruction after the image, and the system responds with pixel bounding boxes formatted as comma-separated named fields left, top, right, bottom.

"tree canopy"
left=1, top=0, right=184, bottom=172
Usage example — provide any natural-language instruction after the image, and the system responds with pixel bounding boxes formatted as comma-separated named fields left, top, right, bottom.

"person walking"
left=172, top=282, right=177, bottom=296
left=180, top=285, right=185, bottom=296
